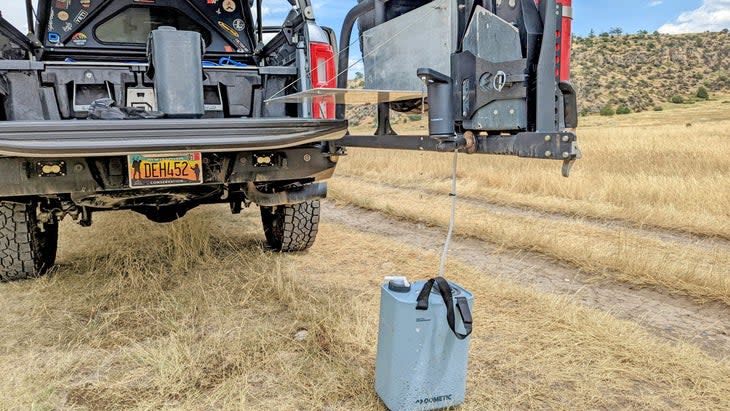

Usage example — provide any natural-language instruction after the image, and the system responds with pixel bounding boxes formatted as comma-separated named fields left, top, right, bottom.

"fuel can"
left=375, top=277, right=473, bottom=411
left=147, top=27, right=205, bottom=118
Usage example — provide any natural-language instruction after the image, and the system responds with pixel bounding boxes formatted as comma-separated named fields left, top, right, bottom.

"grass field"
left=1, top=99, right=729, bottom=409
left=341, top=98, right=730, bottom=304
left=0, top=209, right=728, bottom=410
left=347, top=99, right=730, bottom=239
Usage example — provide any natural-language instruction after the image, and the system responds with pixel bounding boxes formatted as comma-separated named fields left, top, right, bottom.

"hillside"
left=348, top=30, right=730, bottom=123
left=572, top=30, right=730, bottom=114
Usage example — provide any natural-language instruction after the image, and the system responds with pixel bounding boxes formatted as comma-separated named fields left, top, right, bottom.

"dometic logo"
left=415, top=394, right=453, bottom=405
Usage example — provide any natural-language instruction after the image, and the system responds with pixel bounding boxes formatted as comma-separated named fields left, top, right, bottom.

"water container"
left=147, top=27, right=205, bottom=118
left=376, top=277, right=473, bottom=411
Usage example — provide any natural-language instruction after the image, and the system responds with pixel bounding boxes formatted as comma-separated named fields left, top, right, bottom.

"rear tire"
left=261, top=200, right=320, bottom=252
left=0, top=202, right=58, bottom=281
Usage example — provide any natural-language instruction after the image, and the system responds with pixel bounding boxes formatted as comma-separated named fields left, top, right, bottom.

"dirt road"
left=2, top=204, right=728, bottom=409
left=322, top=200, right=730, bottom=359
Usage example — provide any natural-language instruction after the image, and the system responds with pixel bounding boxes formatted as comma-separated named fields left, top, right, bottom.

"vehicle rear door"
left=0, top=11, right=35, bottom=58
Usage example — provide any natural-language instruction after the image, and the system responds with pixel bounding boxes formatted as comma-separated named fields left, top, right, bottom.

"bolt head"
left=545, top=151, right=553, bottom=158
left=303, top=154, right=312, bottom=162
left=562, top=152, right=570, bottom=159
left=562, top=135, right=570, bottom=142
left=544, top=135, right=552, bottom=142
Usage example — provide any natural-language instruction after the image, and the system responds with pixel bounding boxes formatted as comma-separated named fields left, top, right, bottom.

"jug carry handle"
left=415, top=277, right=473, bottom=340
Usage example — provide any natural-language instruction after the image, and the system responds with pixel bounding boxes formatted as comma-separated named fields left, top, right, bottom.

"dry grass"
left=1, top=95, right=729, bottom=409
left=0, top=207, right=728, bottom=410
left=345, top=98, right=730, bottom=239
left=336, top=99, right=730, bottom=303
left=328, top=178, right=730, bottom=305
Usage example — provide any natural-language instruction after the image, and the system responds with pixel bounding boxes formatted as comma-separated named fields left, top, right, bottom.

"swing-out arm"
left=323, top=0, right=580, bottom=176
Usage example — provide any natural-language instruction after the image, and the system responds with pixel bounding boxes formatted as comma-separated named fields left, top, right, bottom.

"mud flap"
left=559, top=81, right=578, bottom=129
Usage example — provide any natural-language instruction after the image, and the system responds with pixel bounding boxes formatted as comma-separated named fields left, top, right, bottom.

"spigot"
left=417, top=68, right=455, bottom=140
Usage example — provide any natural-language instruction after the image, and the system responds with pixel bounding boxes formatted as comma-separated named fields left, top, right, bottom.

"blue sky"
left=309, top=0, right=730, bottom=37
left=305, top=0, right=730, bottom=75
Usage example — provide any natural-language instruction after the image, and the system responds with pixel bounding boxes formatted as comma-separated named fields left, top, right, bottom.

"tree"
left=588, top=29, right=596, bottom=38
left=671, top=95, right=685, bottom=104
left=696, top=86, right=709, bottom=100
left=616, top=105, right=631, bottom=115
left=609, top=27, right=624, bottom=36
left=600, top=104, right=615, bottom=116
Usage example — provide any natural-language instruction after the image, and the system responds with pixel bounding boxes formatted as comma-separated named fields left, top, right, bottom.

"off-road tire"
left=261, top=200, right=320, bottom=252
left=0, top=202, right=58, bottom=281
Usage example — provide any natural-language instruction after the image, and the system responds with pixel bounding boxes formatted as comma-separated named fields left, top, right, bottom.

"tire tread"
left=0, top=202, right=57, bottom=282
left=261, top=200, right=320, bottom=252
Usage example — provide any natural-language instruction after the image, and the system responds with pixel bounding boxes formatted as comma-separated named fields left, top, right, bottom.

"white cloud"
left=658, top=0, right=730, bottom=33
left=649, top=0, right=663, bottom=7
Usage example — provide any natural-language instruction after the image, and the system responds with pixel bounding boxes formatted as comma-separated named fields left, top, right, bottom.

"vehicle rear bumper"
left=0, top=118, right=348, bottom=157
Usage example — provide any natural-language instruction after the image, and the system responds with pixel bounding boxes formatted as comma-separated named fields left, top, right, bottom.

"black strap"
left=415, top=277, right=473, bottom=340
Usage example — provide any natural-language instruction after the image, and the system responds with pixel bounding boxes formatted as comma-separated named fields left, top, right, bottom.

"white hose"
left=438, top=149, right=458, bottom=278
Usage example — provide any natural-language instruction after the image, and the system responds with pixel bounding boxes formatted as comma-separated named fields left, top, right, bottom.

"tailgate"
left=0, top=118, right=348, bottom=157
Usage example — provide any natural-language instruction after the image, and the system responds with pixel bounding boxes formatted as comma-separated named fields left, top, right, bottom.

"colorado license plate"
left=128, top=152, right=203, bottom=188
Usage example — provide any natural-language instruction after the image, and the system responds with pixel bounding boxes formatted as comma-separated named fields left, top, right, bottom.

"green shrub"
left=599, top=104, right=615, bottom=116
left=696, top=87, right=709, bottom=100
left=653, top=105, right=664, bottom=111
left=616, top=105, right=631, bottom=115
left=407, top=114, right=422, bottom=122
left=671, top=95, right=685, bottom=104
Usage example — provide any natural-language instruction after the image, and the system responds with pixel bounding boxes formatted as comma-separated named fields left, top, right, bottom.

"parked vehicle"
left=0, top=0, right=346, bottom=280
left=0, top=0, right=578, bottom=281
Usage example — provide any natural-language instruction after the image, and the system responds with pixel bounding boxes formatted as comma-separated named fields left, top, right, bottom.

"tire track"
left=336, top=175, right=730, bottom=252
left=322, top=201, right=730, bottom=360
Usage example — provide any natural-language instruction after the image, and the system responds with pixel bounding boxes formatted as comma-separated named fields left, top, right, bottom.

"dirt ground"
left=0, top=203, right=728, bottom=410
left=1, top=101, right=729, bottom=409
left=324, top=202, right=730, bottom=359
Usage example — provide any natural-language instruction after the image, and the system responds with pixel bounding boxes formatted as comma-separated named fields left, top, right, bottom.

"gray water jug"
left=147, top=27, right=205, bottom=118
left=375, top=277, right=473, bottom=411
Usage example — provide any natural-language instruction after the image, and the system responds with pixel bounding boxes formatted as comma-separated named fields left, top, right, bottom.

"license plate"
left=128, top=152, right=203, bottom=188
